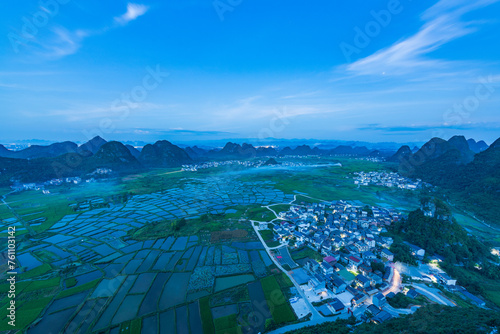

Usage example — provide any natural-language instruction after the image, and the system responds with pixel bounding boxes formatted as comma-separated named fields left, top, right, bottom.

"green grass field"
left=0, top=201, right=14, bottom=219
left=259, top=230, right=280, bottom=248
left=275, top=273, right=294, bottom=288
left=56, top=279, right=99, bottom=299
left=290, top=247, right=323, bottom=262
left=0, top=182, right=116, bottom=236
left=0, top=276, right=61, bottom=332
left=200, top=297, right=215, bottom=334
left=18, top=263, right=52, bottom=280
left=237, top=159, right=421, bottom=212
left=0, top=297, right=53, bottom=332
left=339, top=270, right=356, bottom=282
left=260, top=276, right=296, bottom=324
left=130, top=209, right=255, bottom=241
left=245, top=206, right=277, bottom=221
left=268, top=204, right=292, bottom=215
left=453, top=212, right=500, bottom=243
left=2, top=156, right=499, bottom=333
left=214, top=314, right=239, bottom=332
left=0, top=167, right=187, bottom=236
left=64, top=277, right=77, bottom=288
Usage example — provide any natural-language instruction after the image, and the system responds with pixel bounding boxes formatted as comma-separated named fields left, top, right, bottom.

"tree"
left=390, top=243, right=417, bottom=266
left=362, top=205, right=373, bottom=217
left=371, top=261, right=385, bottom=274
left=200, top=214, right=210, bottom=223
left=174, top=218, right=187, bottom=231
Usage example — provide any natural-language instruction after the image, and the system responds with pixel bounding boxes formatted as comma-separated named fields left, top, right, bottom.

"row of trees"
left=389, top=206, right=500, bottom=297
left=389, top=243, right=417, bottom=266
left=390, top=209, right=491, bottom=267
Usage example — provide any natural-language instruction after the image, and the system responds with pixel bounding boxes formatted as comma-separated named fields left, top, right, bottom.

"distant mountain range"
left=185, top=141, right=385, bottom=160
left=0, top=135, right=496, bottom=192
left=467, top=138, right=489, bottom=153
left=392, top=135, right=499, bottom=222
left=0, top=136, right=109, bottom=159
left=139, top=140, right=193, bottom=167
left=0, top=140, right=144, bottom=185
left=0, top=137, right=390, bottom=162
left=391, top=135, right=487, bottom=175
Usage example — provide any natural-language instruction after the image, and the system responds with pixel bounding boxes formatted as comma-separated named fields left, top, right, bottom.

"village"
left=353, top=171, right=427, bottom=190
left=181, top=159, right=307, bottom=171
left=9, top=168, right=113, bottom=194
left=256, top=200, right=486, bottom=328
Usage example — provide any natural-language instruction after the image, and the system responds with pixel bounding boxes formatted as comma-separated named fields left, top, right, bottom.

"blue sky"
left=1, top=0, right=500, bottom=145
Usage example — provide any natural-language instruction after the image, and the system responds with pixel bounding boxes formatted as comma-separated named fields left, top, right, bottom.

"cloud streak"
left=346, top=0, right=500, bottom=76
left=31, top=3, right=149, bottom=60
left=358, top=122, right=500, bottom=133
left=129, top=128, right=235, bottom=136
left=115, top=3, right=149, bottom=25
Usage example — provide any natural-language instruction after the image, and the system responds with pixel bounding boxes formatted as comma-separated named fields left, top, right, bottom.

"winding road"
left=251, top=199, right=368, bottom=334
left=249, top=192, right=459, bottom=333
left=252, top=222, right=322, bottom=321
left=410, top=283, right=456, bottom=307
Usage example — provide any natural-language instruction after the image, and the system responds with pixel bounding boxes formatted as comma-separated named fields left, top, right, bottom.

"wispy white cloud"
left=37, top=27, right=87, bottom=59
left=0, top=83, right=19, bottom=88
left=422, top=0, right=499, bottom=20
left=115, top=3, right=149, bottom=25
left=346, top=0, right=500, bottom=76
left=280, top=90, right=323, bottom=99
left=29, top=101, right=163, bottom=122
left=29, top=3, right=149, bottom=60
left=0, top=71, right=61, bottom=76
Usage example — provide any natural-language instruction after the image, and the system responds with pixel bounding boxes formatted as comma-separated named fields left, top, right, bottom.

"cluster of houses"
left=353, top=171, right=426, bottom=190
left=355, top=157, right=383, bottom=163
left=182, top=160, right=263, bottom=171
left=182, top=159, right=306, bottom=171
left=10, top=170, right=114, bottom=193
left=273, top=201, right=402, bottom=253
left=91, top=168, right=113, bottom=175
left=11, top=177, right=83, bottom=193
left=269, top=200, right=488, bottom=322
left=269, top=201, right=404, bottom=321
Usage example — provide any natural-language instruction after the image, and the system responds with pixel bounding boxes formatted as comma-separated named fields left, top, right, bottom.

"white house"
left=437, top=273, right=456, bottom=286
left=381, top=249, right=394, bottom=261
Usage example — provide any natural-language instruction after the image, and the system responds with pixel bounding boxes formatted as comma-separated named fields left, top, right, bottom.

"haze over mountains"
left=392, top=135, right=490, bottom=175
left=391, top=135, right=499, bottom=222
left=0, top=136, right=497, bottom=194
left=0, top=136, right=398, bottom=162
